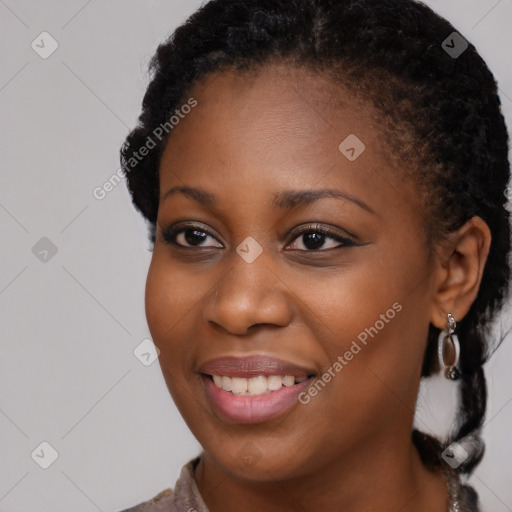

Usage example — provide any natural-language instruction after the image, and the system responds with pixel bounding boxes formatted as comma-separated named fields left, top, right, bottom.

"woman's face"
left=145, top=64, right=438, bottom=480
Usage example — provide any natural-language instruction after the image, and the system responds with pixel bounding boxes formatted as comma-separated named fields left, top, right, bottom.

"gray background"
left=0, top=1, right=511, bottom=511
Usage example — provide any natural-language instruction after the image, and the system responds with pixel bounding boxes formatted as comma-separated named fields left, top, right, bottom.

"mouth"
left=199, top=356, right=316, bottom=423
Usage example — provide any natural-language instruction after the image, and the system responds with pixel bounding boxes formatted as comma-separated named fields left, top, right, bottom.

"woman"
left=118, top=0, right=511, bottom=510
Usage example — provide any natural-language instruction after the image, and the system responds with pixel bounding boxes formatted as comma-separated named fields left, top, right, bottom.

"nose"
left=204, top=249, right=293, bottom=336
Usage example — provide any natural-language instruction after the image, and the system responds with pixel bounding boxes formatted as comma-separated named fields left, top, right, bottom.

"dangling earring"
left=438, top=313, right=461, bottom=380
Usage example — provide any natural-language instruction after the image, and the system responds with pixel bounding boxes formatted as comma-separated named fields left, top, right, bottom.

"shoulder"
left=117, top=488, right=175, bottom=512
left=116, top=456, right=205, bottom=512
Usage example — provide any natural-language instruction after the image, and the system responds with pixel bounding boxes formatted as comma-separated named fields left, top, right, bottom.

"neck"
left=195, top=416, right=449, bottom=512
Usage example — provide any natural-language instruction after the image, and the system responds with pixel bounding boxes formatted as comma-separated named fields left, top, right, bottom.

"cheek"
left=144, top=258, right=197, bottom=403
left=303, top=247, right=430, bottom=400
left=144, top=255, right=194, bottom=349
left=145, top=259, right=173, bottom=338
left=144, top=253, right=219, bottom=377
left=297, top=263, right=406, bottom=350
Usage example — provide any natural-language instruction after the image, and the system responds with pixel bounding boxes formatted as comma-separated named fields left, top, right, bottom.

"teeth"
left=211, top=374, right=307, bottom=396
left=221, top=376, right=232, bottom=392
left=267, top=375, right=283, bottom=390
left=248, top=376, right=268, bottom=395
left=231, top=377, right=248, bottom=395
left=283, top=375, right=295, bottom=387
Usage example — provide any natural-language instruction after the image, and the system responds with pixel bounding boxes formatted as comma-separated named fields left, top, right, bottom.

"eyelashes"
left=160, top=222, right=357, bottom=252
left=161, top=224, right=222, bottom=249
left=286, top=223, right=356, bottom=251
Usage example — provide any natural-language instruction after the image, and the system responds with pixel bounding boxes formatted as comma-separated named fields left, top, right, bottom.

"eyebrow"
left=161, top=186, right=376, bottom=215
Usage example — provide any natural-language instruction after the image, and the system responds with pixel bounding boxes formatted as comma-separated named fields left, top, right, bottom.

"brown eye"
left=287, top=225, right=356, bottom=251
left=160, top=224, right=223, bottom=248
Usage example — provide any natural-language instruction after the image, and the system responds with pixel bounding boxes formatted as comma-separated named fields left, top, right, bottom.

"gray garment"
left=118, top=456, right=481, bottom=512
left=119, top=458, right=207, bottom=512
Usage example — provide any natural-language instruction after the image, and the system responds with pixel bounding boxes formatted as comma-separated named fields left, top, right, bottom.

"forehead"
left=160, top=65, right=384, bottom=172
left=190, top=64, right=355, bottom=117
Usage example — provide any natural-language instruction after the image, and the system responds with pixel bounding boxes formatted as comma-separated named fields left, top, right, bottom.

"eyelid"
left=286, top=223, right=357, bottom=245
left=160, top=222, right=223, bottom=248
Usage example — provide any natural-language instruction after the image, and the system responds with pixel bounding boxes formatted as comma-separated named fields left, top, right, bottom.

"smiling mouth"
left=198, top=355, right=317, bottom=423
left=201, top=372, right=316, bottom=424
left=205, top=374, right=314, bottom=397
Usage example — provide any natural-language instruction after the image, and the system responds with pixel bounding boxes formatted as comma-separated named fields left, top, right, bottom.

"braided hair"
left=120, top=0, right=511, bottom=479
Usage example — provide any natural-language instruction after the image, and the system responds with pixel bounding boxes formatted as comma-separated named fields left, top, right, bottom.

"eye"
left=287, top=224, right=356, bottom=251
left=160, top=222, right=356, bottom=251
left=160, top=223, right=222, bottom=248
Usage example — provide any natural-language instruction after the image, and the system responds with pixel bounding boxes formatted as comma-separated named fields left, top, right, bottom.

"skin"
left=145, top=64, right=491, bottom=512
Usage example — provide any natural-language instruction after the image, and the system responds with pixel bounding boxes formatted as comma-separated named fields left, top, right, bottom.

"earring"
left=438, top=313, right=461, bottom=380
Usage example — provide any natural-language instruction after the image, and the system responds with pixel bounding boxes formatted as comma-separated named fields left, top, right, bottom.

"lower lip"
left=202, top=375, right=313, bottom=424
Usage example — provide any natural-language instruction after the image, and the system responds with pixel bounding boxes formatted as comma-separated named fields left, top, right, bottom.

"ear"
left=429, top=216, right=491, bottom=330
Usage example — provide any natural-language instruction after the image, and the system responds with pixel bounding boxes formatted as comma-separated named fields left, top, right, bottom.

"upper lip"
left=199, top=355, right=316, bottom=378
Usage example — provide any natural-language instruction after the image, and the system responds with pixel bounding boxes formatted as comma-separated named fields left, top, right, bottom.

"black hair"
left=120, top=0, right=511, bottom=481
